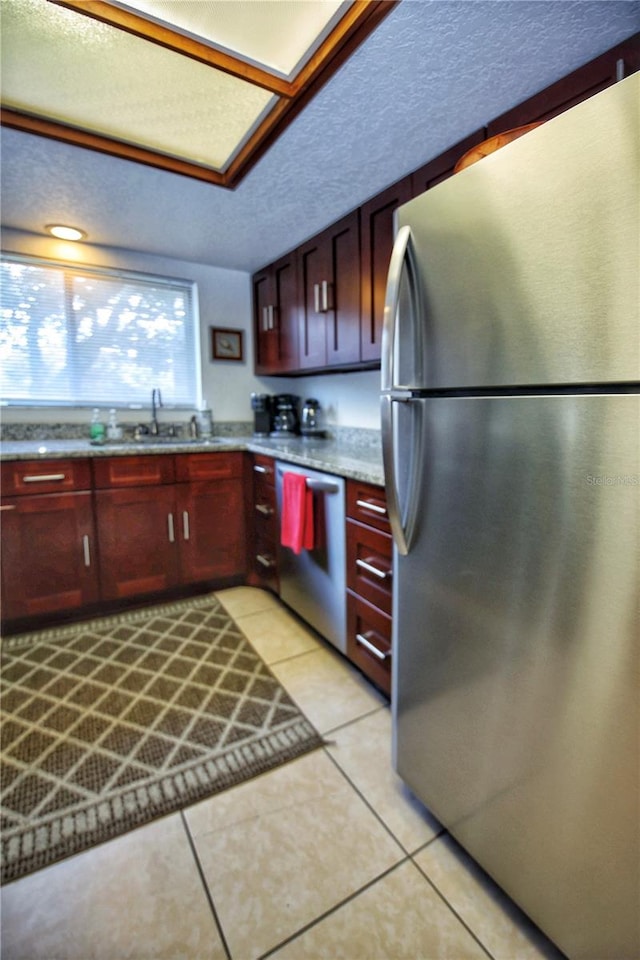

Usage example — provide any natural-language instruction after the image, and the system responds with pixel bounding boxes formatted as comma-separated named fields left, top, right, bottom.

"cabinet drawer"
left=93, top=455, right=175, bottom=488
left=347, top=518, right=392, bottom=615
left=1, top=459, right=92, bottom=496
left=253, top=528, right=278, bottom=570
left=174, top=452, right=243, bottom=482
left=254, top=469, right=276, bottom=509
left=346, top=480, right=390, bottom=533
left=346, top=593, right=391, bottom=696
left=252, top=454, right=276, bottom=482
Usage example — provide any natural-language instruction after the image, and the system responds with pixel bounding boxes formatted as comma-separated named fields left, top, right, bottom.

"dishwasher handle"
left=305, top=478, right=340, bottom=494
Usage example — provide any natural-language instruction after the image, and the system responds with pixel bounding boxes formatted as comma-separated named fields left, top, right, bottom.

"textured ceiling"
left=1, top=1, right=639, bottom=273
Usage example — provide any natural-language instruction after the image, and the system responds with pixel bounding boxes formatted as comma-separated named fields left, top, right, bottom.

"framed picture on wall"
left=211, top=327, right=243, bottom=362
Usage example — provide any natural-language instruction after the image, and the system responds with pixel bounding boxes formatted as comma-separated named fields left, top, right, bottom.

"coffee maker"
left=250, top=393, right=274, bottom=438
left=271, top=394, right=300, bottom=436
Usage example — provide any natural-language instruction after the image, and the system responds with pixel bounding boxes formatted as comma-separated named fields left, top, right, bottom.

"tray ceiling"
left=0, top=0, right=393, bottom=187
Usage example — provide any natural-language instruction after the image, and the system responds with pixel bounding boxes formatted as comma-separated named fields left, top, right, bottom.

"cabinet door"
left=298, top=232, right=328, bottom=370
left=1, top=492, right=98, bottom=621
left=272, top=253, right=299, bottom=372
left=253, top=254, right=300, bottom=374
left=253, top=265, right=277, bottom=374
left=360, top=176, right=412, bottom=362
left=95, top=486, right=179, bottom=599
left=326, top=210, right=361, bottom=367
left=410, top=128, right=486, bottom=196
left=178, top=479, right=246, bottom=583
left=298, top=210, right=361, bottom=370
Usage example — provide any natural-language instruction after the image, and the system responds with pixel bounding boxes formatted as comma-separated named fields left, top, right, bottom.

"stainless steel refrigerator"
left=382, top=74, right=639, bottom=960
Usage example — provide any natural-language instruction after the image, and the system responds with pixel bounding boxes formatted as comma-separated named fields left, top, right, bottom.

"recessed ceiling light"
left=46, top=224, right=87, bottom=241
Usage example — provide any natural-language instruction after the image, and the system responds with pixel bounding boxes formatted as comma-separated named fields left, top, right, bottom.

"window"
left=0, top=254, right=199, bottom=407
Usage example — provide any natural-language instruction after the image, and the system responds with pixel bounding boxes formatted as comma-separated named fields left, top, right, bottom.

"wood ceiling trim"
left=48, top=0, right=293, bottom=97
left=0, top=108, right=227, bottom=186
left=2, top=0, right=397, bottom=188
left=224, top=0, right=397, bottom=188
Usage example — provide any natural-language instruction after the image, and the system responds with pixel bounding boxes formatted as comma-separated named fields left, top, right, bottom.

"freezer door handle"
left=381, top=224, right=423, bottom=392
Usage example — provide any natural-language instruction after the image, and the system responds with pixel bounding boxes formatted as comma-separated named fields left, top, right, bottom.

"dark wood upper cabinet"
left=360, top=175, right=413, bottom=363
left=298, top=210, right=361, bottom=371
left=253, top=252, right=299, bottom=375
left=410, top=128, right=487, bottom=196
left=487, top=33, right=640, bottom=136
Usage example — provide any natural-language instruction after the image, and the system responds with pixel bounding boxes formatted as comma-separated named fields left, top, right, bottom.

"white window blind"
left=0, top=254, right=198, bottom=407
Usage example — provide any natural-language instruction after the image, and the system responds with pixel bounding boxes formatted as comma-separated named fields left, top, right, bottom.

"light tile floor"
left=1, top=587, right=565, bottom=960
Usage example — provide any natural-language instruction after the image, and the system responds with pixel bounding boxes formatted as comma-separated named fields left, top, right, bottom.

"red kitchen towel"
left=281, top=472, right=315, bottom=554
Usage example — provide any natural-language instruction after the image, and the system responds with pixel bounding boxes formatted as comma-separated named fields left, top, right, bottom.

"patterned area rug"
left=0, top=594, right=324, bottom=885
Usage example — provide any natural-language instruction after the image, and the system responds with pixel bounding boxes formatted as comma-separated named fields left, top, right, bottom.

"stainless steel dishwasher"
left=275, top=461, right=346, bottom=653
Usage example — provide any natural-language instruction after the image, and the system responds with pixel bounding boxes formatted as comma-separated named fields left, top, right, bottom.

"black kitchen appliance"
left=271, top=394, right=300, bottom=436
left=300, top=398, right=326, bottom=438
left=250, top=393, right=274, bottom=438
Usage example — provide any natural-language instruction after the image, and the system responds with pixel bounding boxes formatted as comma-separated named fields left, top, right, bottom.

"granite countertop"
left=0, top=435, right=385, bottom=486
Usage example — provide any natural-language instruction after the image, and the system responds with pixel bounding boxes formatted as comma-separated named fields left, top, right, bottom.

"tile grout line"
left=321, top=738, right=496, bottom=958
left=322, top=739, right=446, bottom=859
left=411, top=853, right=498, bottom=960
left=180, top=809, right=233, bottom=960
left=257, top=858, right=412, bottom=960
left=320, top=701, right=388, bottom=741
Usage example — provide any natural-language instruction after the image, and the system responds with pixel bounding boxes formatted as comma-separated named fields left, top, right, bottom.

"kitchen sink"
left=133, top=436, right=222, bottom=445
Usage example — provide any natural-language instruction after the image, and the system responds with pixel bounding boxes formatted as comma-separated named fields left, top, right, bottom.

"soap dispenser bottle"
left=107, top=409, right=123, bottom=441
left=89, top=408, right=106, bottom=445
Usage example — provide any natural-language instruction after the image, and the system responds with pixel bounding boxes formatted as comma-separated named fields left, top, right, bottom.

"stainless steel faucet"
left=150, top=388, right=162, bottom=435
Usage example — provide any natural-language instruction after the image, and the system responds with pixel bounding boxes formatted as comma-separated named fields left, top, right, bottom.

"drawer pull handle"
left=82, top=534, right=91, bottom=568
left=356, top=558, right=391, bottom=580
left=356, top=632, right=390, bottom=661
left=0, top=504, right=17, bottom=511
left=253, top=464, right=269, bottom=474
left=23, top=473, right=66, bottom=483
left=255, top=504, right=274, bottom=516
left=183, top=510, right=190, bottom=541
left=167, top=512, right=175, bottom=543
left=356, top=499, right=387, bottom=515
left=256, top=554, right=275, bottom=568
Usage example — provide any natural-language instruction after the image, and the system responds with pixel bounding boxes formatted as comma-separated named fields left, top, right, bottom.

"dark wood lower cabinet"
left=94, top=485, right=178, bottom=599
left=1, top=453, right=247, bottom=630
left=1, top=491, right=99, bottom=620
left=247, top=454, right=279, bottom=593
left=346, top=479, right=392, bottom=697
left=178, top=478, right=245, bottom=583
left=347, top=593, right=392, bottom=697
left=95, top=454, right=246, bottom=601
